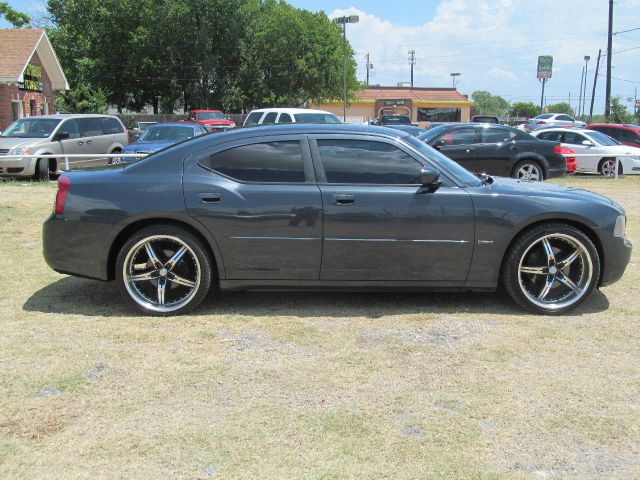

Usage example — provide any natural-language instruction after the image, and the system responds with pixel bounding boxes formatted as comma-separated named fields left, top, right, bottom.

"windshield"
left=138, top=125, right=196, bottom=142
left=382, top=115, right=411, bottom=124
left=417, top=124, right=450, bottom=142
left=404, top=135, right=482, bottom=187
left=197, top=112, right=225, bottom=120
left=1, top=118, right=61, bottom=138
left=293, top=113, right=341, bottom=124
left=586, top=130, right=620, bottom=146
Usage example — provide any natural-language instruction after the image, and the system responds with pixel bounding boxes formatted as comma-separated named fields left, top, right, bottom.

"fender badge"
left=477, top=240, right=494, bottom=245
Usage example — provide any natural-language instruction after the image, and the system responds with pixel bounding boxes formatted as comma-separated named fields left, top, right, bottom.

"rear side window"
left=102, top=117, right=124, bottom=134
left=481, top=127, right=513, bottom=143
left=199, top=141, right=305, bottom=183
left=278, top=113, right=292, bottom=123
left=557, top=115, right=574, bottom=121
left=244, top=112, right=263, bottom=126
left=78, top=117, right=105, bottom=137
left=317, top=139, right=422, bottom=184
left=537, top=131, right=562, bottom=142
left=620, top=129, right=640, bottom=144
left=262, top=112, right=278, bottom=124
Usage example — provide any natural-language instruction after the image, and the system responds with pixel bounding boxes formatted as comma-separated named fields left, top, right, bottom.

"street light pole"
left=581, top=55, right=590, bottom=119
left=336, top=15, right=359, bottom=122
left=450, top=72, right=461, bottom=89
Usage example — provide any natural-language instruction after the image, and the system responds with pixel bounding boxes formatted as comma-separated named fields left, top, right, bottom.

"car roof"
left=533, top=127, right=593, bottom=134
left=15, top=114, right=120, bottom=120
left=247, top=108, right=336, bottom=115
left=588, top=123, right=640, bottom=130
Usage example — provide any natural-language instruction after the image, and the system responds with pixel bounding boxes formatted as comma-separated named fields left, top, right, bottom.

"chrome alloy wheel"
left=517, top=233, right=593, bottom=311
left=600, top=159, right=617, bottom=177
left=516, top=163, right=542, bottom=181
left=123, top=235, right=201, bottom=313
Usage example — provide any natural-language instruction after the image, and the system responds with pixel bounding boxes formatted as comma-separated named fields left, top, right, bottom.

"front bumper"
left=600, top=236, right=632, bottom=287
left=0, top=156, right=33, bottom=176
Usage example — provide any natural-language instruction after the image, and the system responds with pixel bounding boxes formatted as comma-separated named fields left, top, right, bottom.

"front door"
left=183, top=136, right=322, bottom=280
left=474, top=126, right=518, bottom=176
left=430, top=126, right=479, bottom=173
left=311, top=136, right=475, bottom=282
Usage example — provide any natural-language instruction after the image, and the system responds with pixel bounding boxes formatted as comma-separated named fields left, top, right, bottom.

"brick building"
left=0, top=29, right=68, bottom=131
left=313, top=86, right=473, bottom=125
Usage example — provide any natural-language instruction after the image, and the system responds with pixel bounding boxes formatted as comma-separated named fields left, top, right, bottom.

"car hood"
left=0, top=137, right=44, bottom=149
left=123, top=140, right=173, bottom=152
left=486, top=176, right=614, bottom=207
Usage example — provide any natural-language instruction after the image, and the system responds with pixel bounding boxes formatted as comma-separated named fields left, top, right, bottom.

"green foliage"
left=46, top=0, right=359, bottom=113
left=471, top=90, right=509, bottom=117
left=545, top=102, right=574, bottom=116
left=54, top=84, right=108, bottom=113
left=510, top=102, right=540, bottom=118
left=608, top=97, right=635, bottom=124
left=0, top=1, right=29, bottom=27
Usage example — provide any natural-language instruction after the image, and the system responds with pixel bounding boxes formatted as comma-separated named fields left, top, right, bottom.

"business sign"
left=636, top=99, right=640, bottom=109
left=18, top=64, right=43, bottom=92
left=384, top=99, right=406, bottom=106
left=537, top=55, right=553, bottom=79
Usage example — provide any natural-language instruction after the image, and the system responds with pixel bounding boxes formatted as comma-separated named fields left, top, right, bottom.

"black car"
left=373, top=115, right=413, bottom=126
left=419, top=123, right=566, bottom=181
left=471, top=115, right=501, bottom=124
left=43, top=124, right=631, bottom=316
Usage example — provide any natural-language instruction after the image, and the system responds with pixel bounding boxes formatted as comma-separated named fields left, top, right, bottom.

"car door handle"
left=86, top=140, right=92, bottom=145
left=465, top=147, right=475, bottom=153
left=199, top=193, right=221, bottom=203
left=333, top=194, right=355, bottom=205
left=508, top=145, right=518, bottom=151
left=77, top=141, right=84, bottom=145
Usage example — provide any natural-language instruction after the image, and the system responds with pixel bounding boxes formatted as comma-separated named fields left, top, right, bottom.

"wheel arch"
left=106, top=217, right=225, bottom=282
left=510, top=153, right=549, bottom=178
left=499, top=217, right=605, bottom=286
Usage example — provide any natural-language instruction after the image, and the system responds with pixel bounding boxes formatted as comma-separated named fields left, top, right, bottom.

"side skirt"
left=219, top=279, right=495, bottom=292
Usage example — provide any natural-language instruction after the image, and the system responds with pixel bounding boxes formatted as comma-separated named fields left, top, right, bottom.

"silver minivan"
left=0, top=114, right=128, bottom=179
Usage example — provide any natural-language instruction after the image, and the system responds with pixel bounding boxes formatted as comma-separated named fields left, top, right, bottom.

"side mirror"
left=53, top=131, right=70, bottom=141
left=582, top=140, right=593, bottom=147
left=420, top=166, right=440, bottom=186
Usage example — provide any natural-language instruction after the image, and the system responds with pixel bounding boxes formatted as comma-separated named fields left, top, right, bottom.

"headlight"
left=8, top=147, right=31, bottom=155
left=614, top=215, right=626, bottom=238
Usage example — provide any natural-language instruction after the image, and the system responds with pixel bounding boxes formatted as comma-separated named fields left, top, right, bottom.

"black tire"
left=36, top=158, right=50, bottom=181
left=502, top=223, right=600, bottom=315
left=108, top=149, right=122, bottom=165
left=599, top=158, right=622, bottom=176
left=115, top=225, right=213, bottom=315
left=511, top=159, right=544, bottom=181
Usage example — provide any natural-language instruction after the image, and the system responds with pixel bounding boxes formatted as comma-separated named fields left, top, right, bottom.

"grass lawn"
left=0, top=176, right=638, bottom=479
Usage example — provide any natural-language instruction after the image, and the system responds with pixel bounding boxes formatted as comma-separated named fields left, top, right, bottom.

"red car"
left=559, top=146, right=577, bottom=174
left=587, top=123, right=640, bottom=148
left=188, top=110, right=235, bottom=132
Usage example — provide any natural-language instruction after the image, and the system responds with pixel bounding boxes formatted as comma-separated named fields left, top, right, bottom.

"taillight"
left=554, top=144, right=563, bottom=154
left=536, top=120, right=546, bottom=124
left=54, top=175, right=70, bottom=214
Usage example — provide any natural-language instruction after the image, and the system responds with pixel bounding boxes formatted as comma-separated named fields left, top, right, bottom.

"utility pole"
left=540, top=78, right=547, bottom=114
left=578, top=65, right=585, bottom=117
left=336, top=15, right=359, bottom=122
left=408, top=50, right=416, bottom=88
left=589, top=49, right=602, bottom=121
left=365, top=53, right=373, bottom=86
left=605, top=0, right=613, bottom=117
left=582, top=55, right=590, bottom=120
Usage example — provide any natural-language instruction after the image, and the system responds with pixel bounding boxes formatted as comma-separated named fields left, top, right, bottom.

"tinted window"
left=244, top=112, right=263, bottom=126
left=557, top=115, right=573, bottom=121
left=585, top=131, right=619, bottom=146
left=278, top=113, right=292, bottom=123
left=481, top=127, right=512, bottom=143
left=439, top=127, right=476, bottom=145
left=102, top=117, right=124, bottom=134
left=293, top=113, right=341, bottom=124
left=620, top=129, right=640, bottom=144
left=60, top=119, right=81, bottom=139
left=317, top=139, right=422, bottom=184
left=79, top=118, right=105, bottom=137
left=563, top=132, right=587, bottom=145
left=139, top=125, right=196, bottom=142
left=199, top=141, right=305, bottom=183
left=262, top=112, right=278, bottom=124
left=537, top=131, right=562, bottom=142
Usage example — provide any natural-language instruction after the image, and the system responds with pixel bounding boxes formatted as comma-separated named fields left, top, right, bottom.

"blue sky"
left=3, top=0, right=639, bottom=114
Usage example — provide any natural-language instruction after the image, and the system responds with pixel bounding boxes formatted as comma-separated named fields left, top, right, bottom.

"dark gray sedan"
left=43, top=125, right=631, bottom=316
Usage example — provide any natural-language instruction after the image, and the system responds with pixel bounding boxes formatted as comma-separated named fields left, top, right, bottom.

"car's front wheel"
left=512, top=160, right=543, bottom=181
left=502, top=223, right=600, bottom=314
left=599, top=158, right=622, bottom=176
left=116, top=225, right=212, bottom=315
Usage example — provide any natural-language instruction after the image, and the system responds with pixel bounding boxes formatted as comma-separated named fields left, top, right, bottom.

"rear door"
left=77, top=117, right=111, bottom=166
left=183, top=135, right=322, bottom=280
left=310, top=135, right=475, bottom=282
left=430, top=126, right=479, bottom=173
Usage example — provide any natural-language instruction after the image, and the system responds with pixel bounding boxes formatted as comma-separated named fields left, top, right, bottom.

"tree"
left=471, top=90, right=509, bottom=117
left=609, top=97, right=634, bottom=123
left=510, top=102, right=540, bottom=119
left=545, top=102, right=574, bottom=116
left=0, top=2, right=29, bottom=27
left=54, top=84, right=108, bottom=113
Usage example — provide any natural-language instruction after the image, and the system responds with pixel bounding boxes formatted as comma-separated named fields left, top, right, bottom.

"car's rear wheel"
left=512, top=160, right=543, bottom=181
left=116, top=225, right=212, bottom=315
left=599, top=158, right=622, bottom=176
left=502, top=223, right=600, bottom=314
left=108, top=148, right=122, bottom=165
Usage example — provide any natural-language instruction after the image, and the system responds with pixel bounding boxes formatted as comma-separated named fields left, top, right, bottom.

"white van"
left=243, top=108, right=341, bottom=126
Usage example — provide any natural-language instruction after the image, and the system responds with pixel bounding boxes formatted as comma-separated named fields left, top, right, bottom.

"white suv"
left=0, top=114, right=128, bottom=179
left=243, top=108, right=341, bottom=126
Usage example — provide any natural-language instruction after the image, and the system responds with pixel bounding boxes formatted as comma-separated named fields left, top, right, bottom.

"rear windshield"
left=381, top=116, right=411, bottom=124
left=293, top=113, right=341, bottom=124
left=1, top=118, right=61, bottom=138
left=139, top=125, right=197, bottom=142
